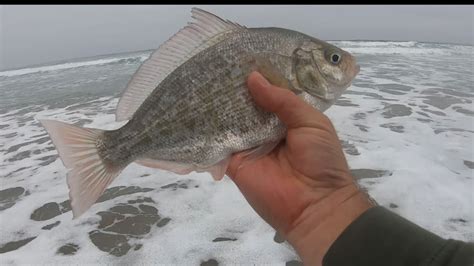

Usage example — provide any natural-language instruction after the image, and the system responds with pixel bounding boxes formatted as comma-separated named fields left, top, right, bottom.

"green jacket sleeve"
left=323, top=206, right=474, bottom=266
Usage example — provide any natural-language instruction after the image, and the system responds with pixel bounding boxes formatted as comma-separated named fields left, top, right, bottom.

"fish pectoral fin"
left=135, top=158, right=195, bottom=175
left=197, top=157, right=232, bottom=181
left=253, top=56, right=291, bottom=90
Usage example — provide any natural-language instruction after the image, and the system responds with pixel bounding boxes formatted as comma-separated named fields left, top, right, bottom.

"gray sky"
left=1, top=5, right=473, bottom=71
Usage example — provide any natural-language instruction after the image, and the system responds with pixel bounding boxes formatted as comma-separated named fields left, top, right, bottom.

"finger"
left=247, top=71, right=331, bottom=129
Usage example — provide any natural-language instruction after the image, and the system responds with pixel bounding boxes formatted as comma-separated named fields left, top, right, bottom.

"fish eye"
left=330, top=53, right=341, bottom=64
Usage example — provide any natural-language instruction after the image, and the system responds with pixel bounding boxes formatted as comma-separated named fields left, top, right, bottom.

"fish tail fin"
left=40, top=119, right=123, bottom=219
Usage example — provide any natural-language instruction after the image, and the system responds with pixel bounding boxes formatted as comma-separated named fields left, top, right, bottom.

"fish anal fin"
left=135, top=158, right=195, bottom=175
left=136, top=157, right=231, bottom=181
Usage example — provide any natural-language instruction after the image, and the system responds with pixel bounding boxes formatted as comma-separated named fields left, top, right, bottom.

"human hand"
left=226, top=71, right=374, bottom=265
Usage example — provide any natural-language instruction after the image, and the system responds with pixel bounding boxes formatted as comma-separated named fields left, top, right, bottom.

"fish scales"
left=102, top=29, right=302, bottom=166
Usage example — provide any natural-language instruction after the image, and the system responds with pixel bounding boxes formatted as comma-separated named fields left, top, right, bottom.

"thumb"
left=247, top=71, right=329, bottom=129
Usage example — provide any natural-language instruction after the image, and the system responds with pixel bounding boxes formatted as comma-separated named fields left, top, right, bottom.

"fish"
left=40, top=8, right=360, bottom=218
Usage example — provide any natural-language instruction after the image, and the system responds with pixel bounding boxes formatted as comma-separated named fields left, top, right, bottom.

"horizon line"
left=1, top=39, right=472, bottom=72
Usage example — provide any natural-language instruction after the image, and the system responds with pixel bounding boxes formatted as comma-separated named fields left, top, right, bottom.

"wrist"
left=286, top=184, right=374, bottom=266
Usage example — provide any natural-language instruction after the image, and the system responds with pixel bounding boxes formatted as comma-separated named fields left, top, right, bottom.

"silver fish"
left=40, top=8, right=360, bottom=218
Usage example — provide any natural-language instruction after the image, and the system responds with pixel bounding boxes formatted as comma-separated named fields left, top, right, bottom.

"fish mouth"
left=344, top=64, right=360, bottom=89
left=342, top=80, right=354, bottom=90
left=355, top=64, right=361, bottom=76
left=349, top=63, right=360, bottom=79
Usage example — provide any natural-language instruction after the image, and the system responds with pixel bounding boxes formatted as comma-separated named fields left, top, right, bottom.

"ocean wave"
left=343, top=47, right=451, bottom=55
left=0, top=55, right=149, bottom=77
left=331, top=41, right=474, bottom=55
left=333, top=41, right=419, bottom=48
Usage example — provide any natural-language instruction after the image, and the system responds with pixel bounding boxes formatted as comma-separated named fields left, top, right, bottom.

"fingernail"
left=256, top=73, right=270, bottom=88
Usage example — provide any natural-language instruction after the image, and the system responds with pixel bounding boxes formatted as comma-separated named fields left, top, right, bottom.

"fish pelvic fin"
left=200, top=157, right=231, bottom=181
left=40, top=119, right=123, bottom=219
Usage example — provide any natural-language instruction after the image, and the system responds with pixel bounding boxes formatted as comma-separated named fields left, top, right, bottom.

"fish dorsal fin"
left=115, top=8, right=246, bottom=121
